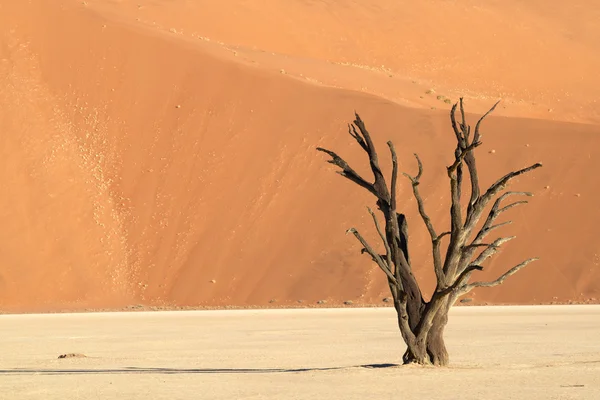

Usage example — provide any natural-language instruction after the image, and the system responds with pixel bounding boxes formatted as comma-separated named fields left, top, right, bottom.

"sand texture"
left=1, top=306, right=599, bottom=399
left=1, top=0, right=599, bottom=311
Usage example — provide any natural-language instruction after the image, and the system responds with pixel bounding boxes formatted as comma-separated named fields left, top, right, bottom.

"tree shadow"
left=0, top=363, right=400, bottom=376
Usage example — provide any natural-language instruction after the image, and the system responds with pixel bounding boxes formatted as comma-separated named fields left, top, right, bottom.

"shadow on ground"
left=0, top=364, right=400, bottom=376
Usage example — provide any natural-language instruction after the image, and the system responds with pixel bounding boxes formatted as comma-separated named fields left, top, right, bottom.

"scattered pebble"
left=343, top=300, right=353, bottom=305
left=489, top=149, right=496, bottom=154
left=175, top=105, right=181, bottom=109
left=210, top=279, right=216, bottom=283
left=269, top=299, right=276, bottom=303
left=575, top=193, right=581, bottom=197
left=58, top=353, right=87, bottom=359
left=317, top=300, right=327, bottom=305
left=382, top=297, right=392, bottom=303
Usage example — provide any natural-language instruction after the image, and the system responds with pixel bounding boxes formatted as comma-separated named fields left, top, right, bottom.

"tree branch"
left=463, top=99, right=498, bottom=215
left=456, top=147, right=464, bottom=202
left=316, top=147, right=377, bottom=196
left=478, top=164, right=542, bottom=209
left=353, top=113, right=390, bottom=202
left=473, top=100, right=501, bottom=142
left=447, top=140, right=482, bottom=174
left=472, top=236, right=516, bottom=266
left=388, top=141, right=399, bottom=211
left=444, top=100, right=538, bottom=282
left=459, top=98, right=470, bottom=141
left=452, top=99, right=501, bottom=225
left=460, top=258, right=539, bottom=292
left=367, top=207, right=395, bottom=280
left=450, top=98, right=491, bottom=213
left=462, top=243, right=491, bottom=250
left=396, top=213, right=411, bottom=267
left=346, top=227, right=399, bottom=286
left=462, top=165, right=541, bottom=251
left=403, top=153, right=444, bottom=285
left=499, top=200, right=529, bottom=213
left=471, top=191, right=533, bottom=245
left=446, top=101, right=478, bottom=251
left=348, top=123, right=368, bottom=152
left=440, top=264, right=483, bottom=295
left=450, top=101, right=467, bottom=148
left=482, top=220, right=513, bottom=235
left=322, top=113, right=425, bottom=321
left=435, top=231, right=451, bottom=242
left=447, top=169, right=463, bottom=258
left=402, top=153, right=424, bottom=183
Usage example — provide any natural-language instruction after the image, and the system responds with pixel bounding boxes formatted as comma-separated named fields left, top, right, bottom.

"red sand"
left=1, top=0, right=599, bottom=313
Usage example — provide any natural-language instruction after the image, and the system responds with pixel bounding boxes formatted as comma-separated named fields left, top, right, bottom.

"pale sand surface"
left=1, top=306, right=599, bottom=399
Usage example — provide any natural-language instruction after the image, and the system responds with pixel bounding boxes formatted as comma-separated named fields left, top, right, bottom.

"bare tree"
left=317, top=99, right=542, bottom=366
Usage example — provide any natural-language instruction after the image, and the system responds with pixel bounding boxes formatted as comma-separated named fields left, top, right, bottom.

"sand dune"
left=83, top=0, right=600, bottom=124
left=0, top=0, right=599, bottom=312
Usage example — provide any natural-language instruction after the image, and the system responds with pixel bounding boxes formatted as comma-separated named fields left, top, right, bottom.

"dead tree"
left=316, top=99, right=542, bottom=366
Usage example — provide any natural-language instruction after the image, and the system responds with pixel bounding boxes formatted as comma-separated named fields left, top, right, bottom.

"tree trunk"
left=426, top=306, right=449, bottom=366
left=402, top=338, right=430, bottom=365
left=400, top=296, right=451, bottom=366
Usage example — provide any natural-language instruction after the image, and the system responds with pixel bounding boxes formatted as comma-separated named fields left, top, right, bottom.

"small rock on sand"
left=58, top=353, right=87, bottom=359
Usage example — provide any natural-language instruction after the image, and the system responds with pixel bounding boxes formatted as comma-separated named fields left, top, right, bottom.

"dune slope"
left=0, top=0, right=599, bottom=312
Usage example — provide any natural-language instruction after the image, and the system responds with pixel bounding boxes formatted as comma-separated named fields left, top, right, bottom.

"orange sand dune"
left=84, top=0, right=600, bottom=124
left=0, top=0, right=599, bottom=312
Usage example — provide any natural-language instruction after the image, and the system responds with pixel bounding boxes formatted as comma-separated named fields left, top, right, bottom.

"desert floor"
left=1, top=306, right=599, bottom=399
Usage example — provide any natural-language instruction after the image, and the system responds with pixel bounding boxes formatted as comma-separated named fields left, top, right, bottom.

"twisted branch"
left=346, top=227, right=398, bottom=286
left=460, top=258, right=539, bottom=293
left=403, top=153, right=444, bottom=285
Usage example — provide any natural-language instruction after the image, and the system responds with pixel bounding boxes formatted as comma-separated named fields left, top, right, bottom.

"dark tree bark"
left=317, top=99, right=542, bottom=366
